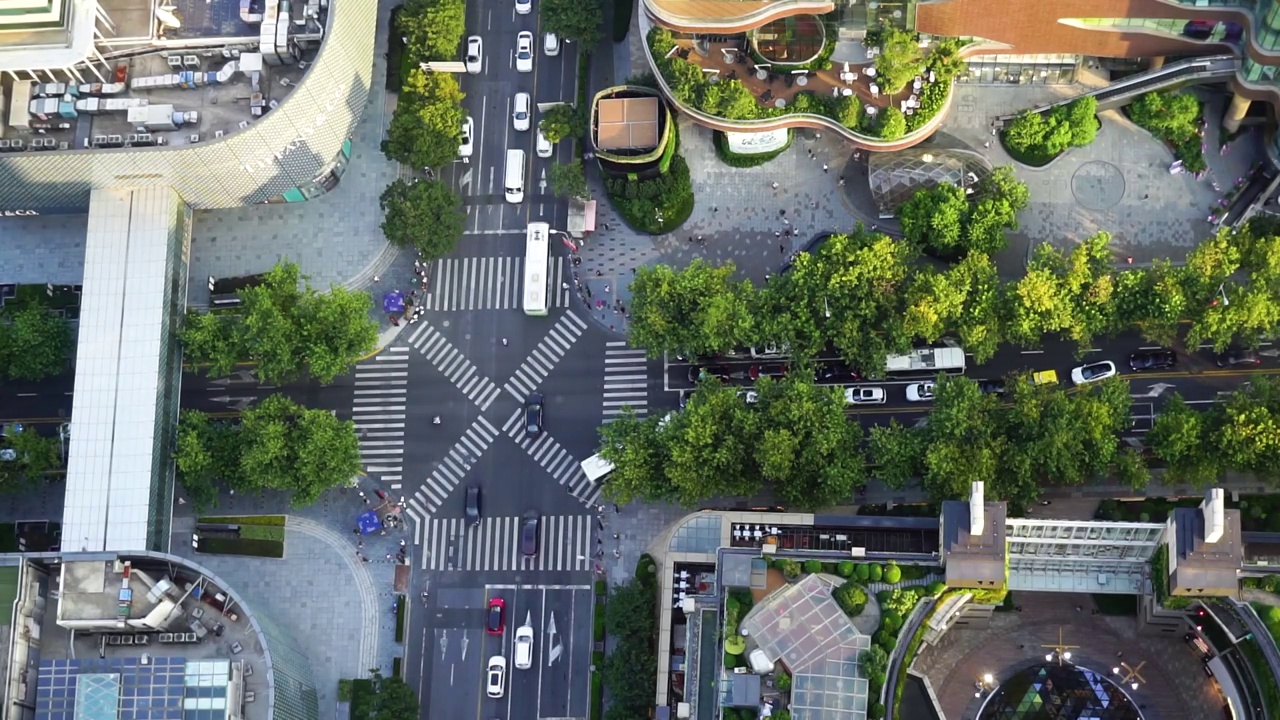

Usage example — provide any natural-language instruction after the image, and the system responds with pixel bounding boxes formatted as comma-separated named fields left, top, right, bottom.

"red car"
left=486, top=597, right=505, bottom=635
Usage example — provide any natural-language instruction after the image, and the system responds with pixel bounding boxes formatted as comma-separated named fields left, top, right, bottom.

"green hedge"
left=392, top=656, right=403, bottom=678
left=712, top=130, right=792, bottom=168
left=194, top=537, right=284, bottom=558
left=590, top=672, right=603, bottom=720
left=593, top=612, right=605, bottom=642
left=239, top=525, right=285, bottom=542
left=604, top=155, right=695, bottom=234
left=1240, top=637, right=1280, bottom=717
left=200, top=515, right=286, bottom=526
left=395, top=595, right=407, bottom=643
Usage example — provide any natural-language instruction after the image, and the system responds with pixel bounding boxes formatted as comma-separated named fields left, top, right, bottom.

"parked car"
left=515, top=31, right=534, bottom=73
left=524, top=393, right=544, bottom=436
left=737, top=389, right=759, bottom=404
left=749, top=363, right=787, bottom=380
left=458, top=116, right=474, bottom=158
left=536, top=128, right=553, bottom=158
left=465, top=36, right=483, bottom=74
left=520, top=512, right=540, bottom=556
left=513, top=92, right=531, bottom=131
left=844, top=387, right=886, bottom=405
left=1128, top=349, right=1176, bottom=371
left=1070, top=361, right=1117, bottom=385
left=1216, top=349, right=1262, bottom=367
left=486, top=597, right=505, bottom=635
left=514, top=624, right=535, bottom=669
left=544, top=32, right=560, bottom=56
left=905, top=382, right=935, bottom=402
left=486, top=656, right=507, bottom=698
left=816, top=362, right=859, bottom=384
left=977, top=380, right=1007, bottom=396
left=688, top=365, right=730, bottom=383
left=465, top=485, right=481, bottom=525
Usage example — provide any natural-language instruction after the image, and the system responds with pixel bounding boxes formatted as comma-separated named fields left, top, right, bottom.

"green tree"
left=834, top=95, right=862, bottom=129
left=379, top=178, right=465, bottom=260
left=664, top=379, right=762, bottom=503
left=1003, top=376, right=1129, bottom=494
left=541, top=0, right=602, bottom=45
left=1055, top=96, right=1098, bottom=148
left=539, top=103, right=585, bottom=143
left=965, top=166, right=1030, bottom=256
left=397, top=0, right=466, bottom=62
left=753, top=377, right=866, bottom=509
left=598, top=410, right=674, bottom=504
left=1128, top=91, right=1201, bottom=138
left=702, top=80, right=761, bottom=120
left=819, top=229, right=914, bottom=373
left=868, top=421, right=923, bottom=490
left=1113, top=261, right=1187, bottom=346
left=238, top=394, right=362, bottom=506
left=0, top=304, right=71, bottom=381
left=385, top=70, right=466, bottom=170
left=238, top=262, right=305, bottom=384
left=628, top=260, right=756, bottom=356
left=174, top=411, right=222, bottom=509
left=1149, top=395, right=1224, bottom=487
left=1114, top=447, right=1150, bottom=491
left=296, top=287, right=378, bottom=385
left=897, top=182, right=967, bottom=258
left=179, top=312, right=242, bottom=378
left=0, top=426, right=63, bottom=489
left=861, top=645, right=889, bottom=676
left=878, top=107, right=907, bottom=141
left=875, top=28, right=925, bottom=94
left=920, top=376, right=1005, bottom=501
left=350, top=672, right=420, bottom=720
left=549, top=160, right=590, bottom=200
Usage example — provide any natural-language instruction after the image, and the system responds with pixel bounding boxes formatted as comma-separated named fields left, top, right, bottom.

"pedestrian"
left=631, top=267, right=636, bottom=274
left=362, top=556, right=371, bottom=563
left=838, top=178, right=846, bottom=187
left=1143, top=193, right=1149, bottom=200
left=501, top=338, right=508, bottom=346
left=780, top=209, right=786, bottom=216
left=713, top=207, right=718, bottom=212
left=399, top=539, right=406, bottom=547
left=597, top=504, right=606, bottom=513
left=613, top=549, right=622, bottom=558
left=373, top=275, right=380, bottom=283
left=983, top=141, right=991, bottom=149
left=353, top=528, right=361, bottom=537
left=613, top=533, right=620, bottom=539
left=774, top=230, right=781, bottom=238
left=386, top=553, right=392, bottom=560
left=613, top=504, right=620, bottom=513
left=604, top=285, right=610, bottom=293
left=779, top=244, right=785, bottom=254
left=771, top=181, right=779, bottom=189
left=596, top=269, right=603, bottom=277
left=822, top=163, right=829, bottom=173
left=783, top=217, right=790, bottom=225
left=358, top=490, right=366, bottom=498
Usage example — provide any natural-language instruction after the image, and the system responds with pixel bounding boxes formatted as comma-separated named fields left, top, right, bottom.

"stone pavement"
left=595, top=500, right=689, bottom=587
left=913, top=591, right=1223, bottom=720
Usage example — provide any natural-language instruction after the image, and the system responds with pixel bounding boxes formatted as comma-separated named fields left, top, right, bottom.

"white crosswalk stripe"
left=421, top=514, right=592, bottom=572
left=603, top=341, right=649, bottom=423
left=504, top=310, right=587, bottom=400
left=406, top=322, right=503, bottom=411
left=502, top=409, right=603, bottom=509
left=424, top=256, right=572, bottom=311
left=353, top=348, right=410, bottom=486
left=404, top=417, right=499, bottom=526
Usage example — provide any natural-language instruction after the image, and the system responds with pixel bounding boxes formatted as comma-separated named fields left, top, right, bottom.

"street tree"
left=897, top=182, right=967, bottom=258
left=351, top=672, right=420, bottom=720
left=1003, top=376, right=1129, bottom=490
left=1188, top=281, right=1280, bottom=352
left=628, top=260, right=756, bottom=356
left=397, top=0, right=466, bottom=61
left=238, top=394, right=362, bottom=506
left=920, top=376, right=1005, bottom=501
left=965, top=166, right=1030, bottom=256
left=874, top=28, right=925, bottom=94
left=1059, top=232, right=1121, bottom=350
left=541, top=0, right=602, bottom=45
left=1114, top=447, right=1150, bottom=491
left=296, top=286, right=378, bottom=385
left=173, top=410, right=237, bottom=510
left=1113, top=261, right=1187, bottom=346
left=949, top=253, right=1005, bottom=363
left=1215, top=376, right=1280, bottom=481
left=753, top=377, right=865, bottom=509
left=598, top=410, right=674, bottom=504
left=385, top=70, right=465, bottom=170
left=539, top=103, right=585, bottom=143
left=0, top=426, right=63, bottom=491
left=664, top=379, right=761, bottom=504
left=0, top=303, right=71, bottom=381
left=549, top=160, right=590, bottom=200
left=179, top=312, right=242, bottom=379
left=1128, top=91, right=1201, bottom=140
left=1181, top=227, right=1241, bottom=304
left=823, top=229, right=914, bottom=373
left=1148, top=394, right=1224, bottom=487
left=380, top=177, right=465, bottom=260
left=878, top=107, right=907, bottom=141
left=237, top=262, right=304, bottom=385
left=868, top=420, right=924, bottom=490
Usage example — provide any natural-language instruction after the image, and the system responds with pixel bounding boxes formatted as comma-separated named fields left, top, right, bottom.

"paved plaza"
left=913, top=591, right=1224, bottom=720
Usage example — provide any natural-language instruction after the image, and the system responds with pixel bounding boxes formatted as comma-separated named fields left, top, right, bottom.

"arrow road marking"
left=439, top=630, right=448, bottom=661
left=548, top=642, right=563, bottom=666
left=547, top=611, right=557, bottom=643
left=208, top=395, right=256, bottom=411
left=460, top=632, right=469, bottom=661
left=1130, top=382, right=1175, bottom=399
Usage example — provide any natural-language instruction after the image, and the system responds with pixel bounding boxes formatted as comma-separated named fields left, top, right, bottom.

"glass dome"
left=978, top=663, right=1143, bottom=720
left=867, top=148, right=993, bottom=215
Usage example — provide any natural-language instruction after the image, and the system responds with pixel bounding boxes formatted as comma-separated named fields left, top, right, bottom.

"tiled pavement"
left=913, top=591, right=1224, bottom=720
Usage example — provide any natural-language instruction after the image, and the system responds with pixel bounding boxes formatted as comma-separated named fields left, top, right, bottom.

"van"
left=505, top=149, right=526, bottom=204
left=580, top=452, right=615, bottom=483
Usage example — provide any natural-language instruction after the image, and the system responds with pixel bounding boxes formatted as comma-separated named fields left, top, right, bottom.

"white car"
left=514, top=624, right=534, bottom=669
left=515, top=0, right=532, bottom=14
left=458, top=116, right=474, bottom=158
left=544, top=32, right=560, bottom=56
left=513, top=92, right=531, bottom=132
left=515, top=31, right=534, bottom=73
left=737, top=389, right=759, bottom=405
left=1071, top=360, right=1117, bottom=386
left=486, top=655, right=507, bottom=698
left=844, top=387, right=886, bottom=405
left=465, top=36, right=483, bottom=74
left=905, top=382, right=935, bottom=402
left=536, top=128, right=553, bottom=158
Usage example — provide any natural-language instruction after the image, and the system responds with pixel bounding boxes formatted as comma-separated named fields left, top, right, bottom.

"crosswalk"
left=504, top=310, right=588, bottom=400
left=421, top=514, right=592, bottom=572
left=423, top=256, right=572, bottom=311
left=405, top=417, right=500, bottom=524
left=407, top=323, right=503, bottom=411
left=502, top=408, right=603, bottom=508
left=352, top=348, right=409, bottom=487
left=603, top=341, right=649, bottom=423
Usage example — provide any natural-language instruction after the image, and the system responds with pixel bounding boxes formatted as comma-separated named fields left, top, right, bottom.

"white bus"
left=523, top=222, right=551, bottom=316
left=884, top=347, right=966, bottom=377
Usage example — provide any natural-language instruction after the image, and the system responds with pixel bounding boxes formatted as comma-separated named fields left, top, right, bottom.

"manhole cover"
left=1071, top=160, right=1125, bottom=211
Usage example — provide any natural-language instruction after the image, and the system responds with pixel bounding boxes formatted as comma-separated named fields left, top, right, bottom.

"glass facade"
left=252, top=611, right=320, bottom=720
left=978, top=664, right=1142, bottom=720
left=1004, top=520, right=1163, bottom=594
left=960, top=54, right=1080, bottom=85
left=149, top=199, right=191, bottom=551
left=868, top=148, right=992, bottom=214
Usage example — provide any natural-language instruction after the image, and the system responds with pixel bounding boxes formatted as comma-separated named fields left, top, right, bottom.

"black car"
left=465, top=485, right=481, bottom=525
left=816, top=362, right=859, bottom=384
left=524, top=393, right=544, bottom=436
left=1216, top=349, right=1262, bottom=367
left=688, top=365, right=731, bottom=383
left=977, top=380, right=1007, bottom=396
left=519, top=512, right=540, bottom=557
left=1128, top=349, right=1177, bottom=372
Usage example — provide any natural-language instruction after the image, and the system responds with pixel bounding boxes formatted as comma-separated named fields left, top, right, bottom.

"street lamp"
left=982, top=673, right=994, bottom=685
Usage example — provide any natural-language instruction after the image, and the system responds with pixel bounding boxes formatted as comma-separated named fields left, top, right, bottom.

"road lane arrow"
left=439, top=630, right=448, bottom=661
left=207, top=369, right=271, bottom=387
left=548, top=642, right=563, bottom=667
left=208, top=395, right=256, bottom=411
left=538, top=168, right=547, bottom=193
left=547, top=612, right=557, bottom=644
left=459, top=167, right=473, bottom=190
left=1129, top=383, right=1175, bottom=399
left=460, top=632, right=469, bottom=661
left=1260, top=348, right=1280, bottom=358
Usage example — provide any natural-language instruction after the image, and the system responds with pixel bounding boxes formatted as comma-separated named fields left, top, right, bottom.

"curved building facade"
left=0, top=1, right=375, bottom=213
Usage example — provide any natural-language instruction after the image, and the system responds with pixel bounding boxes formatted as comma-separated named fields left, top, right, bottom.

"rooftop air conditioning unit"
left=59, top=142, right=68, bottom=150
left=92, top=135, right=107, bottom=146
left=127, top=134, right=139, bottom=144
left=0, top=140, right=10, bottom=150
left=237, top=120, right=249, bottom=129
left=9, top=139, right=22, bottom=150
left=279, top=77, right=291, bottom=87
left=107, top=134, right=122, bottom=144
left=189, top=133, right=200, bottom=143
left=214, top=130, right=224, bottom=138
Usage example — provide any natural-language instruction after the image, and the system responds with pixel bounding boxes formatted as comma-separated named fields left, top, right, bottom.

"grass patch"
left=199, top=514, right=286, bottom=526
left=194, top=537, right=284, bottom=559
left=337, top=679, right=353, bottom=703
left=238, top=525, right=285, bottom=542
left=392, top=656, right=402, bottom=678
left=1239, top=637, right=1280, bottom=717
left=590, top=671, right=603, bottom=720
left=1091, top=594, right=1137, bottom=616
left=395, top=595, right=407, bottom=643
left=594, top=579, right=607, bottom=596
left=712, top=130, right=792, bottom=168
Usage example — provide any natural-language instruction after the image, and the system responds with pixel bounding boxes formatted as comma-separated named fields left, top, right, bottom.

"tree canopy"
left=385, top=69, right=466, bottom=170
left=874, top=28, right=925, bottom=95
left=380, top=178, right=465, bottom=259
left=0, top=303, right=72, bottom=381
left=541, top=0, right=603, bottom=45
left=549, top=160, right=590, bottom=200
left=1003, top=97, right=1098, bottom=163
left=397, top=0, right=466, bottom=62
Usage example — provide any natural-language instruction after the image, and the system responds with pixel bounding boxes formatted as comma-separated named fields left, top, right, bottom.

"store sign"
left=725, top=129, right=789, bottom=155
left=0, top=209, right=40, bottom=217
left=243, top=83, right=348, bottom=174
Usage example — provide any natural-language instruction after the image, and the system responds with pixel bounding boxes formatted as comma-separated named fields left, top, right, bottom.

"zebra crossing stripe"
left=353, top=355, right=409, bottom=480
left=501, top=410, right=604, bottom=509
left=414, top=416, right=498, bottom=513
left=420, top=514, right=592, bottom=572
left=424, top=256, right=570, bottom=312
left=408, top=323, right=502, bottom=410
left=504, top=311, right=587, bottom=399
left=603, top=343, right=650, bottom=422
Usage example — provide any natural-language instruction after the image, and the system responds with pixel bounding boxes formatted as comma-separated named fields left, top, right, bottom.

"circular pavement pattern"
left=1071, top=160, right=1125, bottom=211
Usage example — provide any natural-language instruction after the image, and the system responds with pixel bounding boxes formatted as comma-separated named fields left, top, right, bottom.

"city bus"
left=884, top=347, right=966, bottom=377
left=523, top=222, right=551, bottom=316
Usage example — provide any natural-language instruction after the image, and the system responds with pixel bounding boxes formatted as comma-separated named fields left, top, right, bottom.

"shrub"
left=593, top=612, right=605, bottom=641
left=1128, top=90, right=1206, bottom=173
left=927, top=581, right=947, bottom=596
left=804, top=559, right=822, bottom=574
left=834, top=579, right=868, bottom=616
left=874, top=630, right=897, bottom=652
left=869, top=702, right=886, bottom=720
left=604, top=155, right=695, bottom=235
left=869, top=564, right=883, bottom=582
left=724, top=652, right=738, bottom=669
left=725, top=635, right=747, bottom=655
left=855, top=564, right=871, bottom=581
left=837, top=561, right=855, bottom=578
left=775, top=669, right=792, bottom=691
left=880, top=610, right=902, bottom=635
left=883, top=563, right=902, bottom=584
left=779, top=559, right=802, bottom=580
left=1002, top=97, right=1097, bottom=166
left=395, top=595, right=406, bottom=642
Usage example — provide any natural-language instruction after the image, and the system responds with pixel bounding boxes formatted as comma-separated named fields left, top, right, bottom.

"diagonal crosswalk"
left=404, top=417, right=500, bottom=525
left=504, top=310, right=587, bottom=400
left=407, top=322, right=503, bottom=411
left=603, top=341, right=649, bottom=423
left=352, top=348, right=409, bottom=487
left=421, top=514, right=592, bottom=572
left=502, top=408, right=603, bottom=509
left=424, top=256, right=572, bottom=311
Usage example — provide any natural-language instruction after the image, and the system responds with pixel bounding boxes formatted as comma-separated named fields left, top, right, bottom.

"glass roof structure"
left=37, top=657, right=234, bottom=720
left=977, top=663, right=1142, bottom=720
left=867, top=148, right=993, bottom=215
left=741, top=574, right=870, bottom=720
left=1005, top=519, right=1163, bottom=594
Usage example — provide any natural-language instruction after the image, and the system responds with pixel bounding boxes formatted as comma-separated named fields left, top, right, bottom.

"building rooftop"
left=1171, top=505, right=1243, bottom=594
left=596, top=97, right=660, bottom=151
left=940, top=498, right=1006, bottom=588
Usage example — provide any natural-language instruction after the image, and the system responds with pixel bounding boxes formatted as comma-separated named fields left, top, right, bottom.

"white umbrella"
left=833, top=87, right=840, bottom=97
left=843, top=61, right=850, bottom=74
